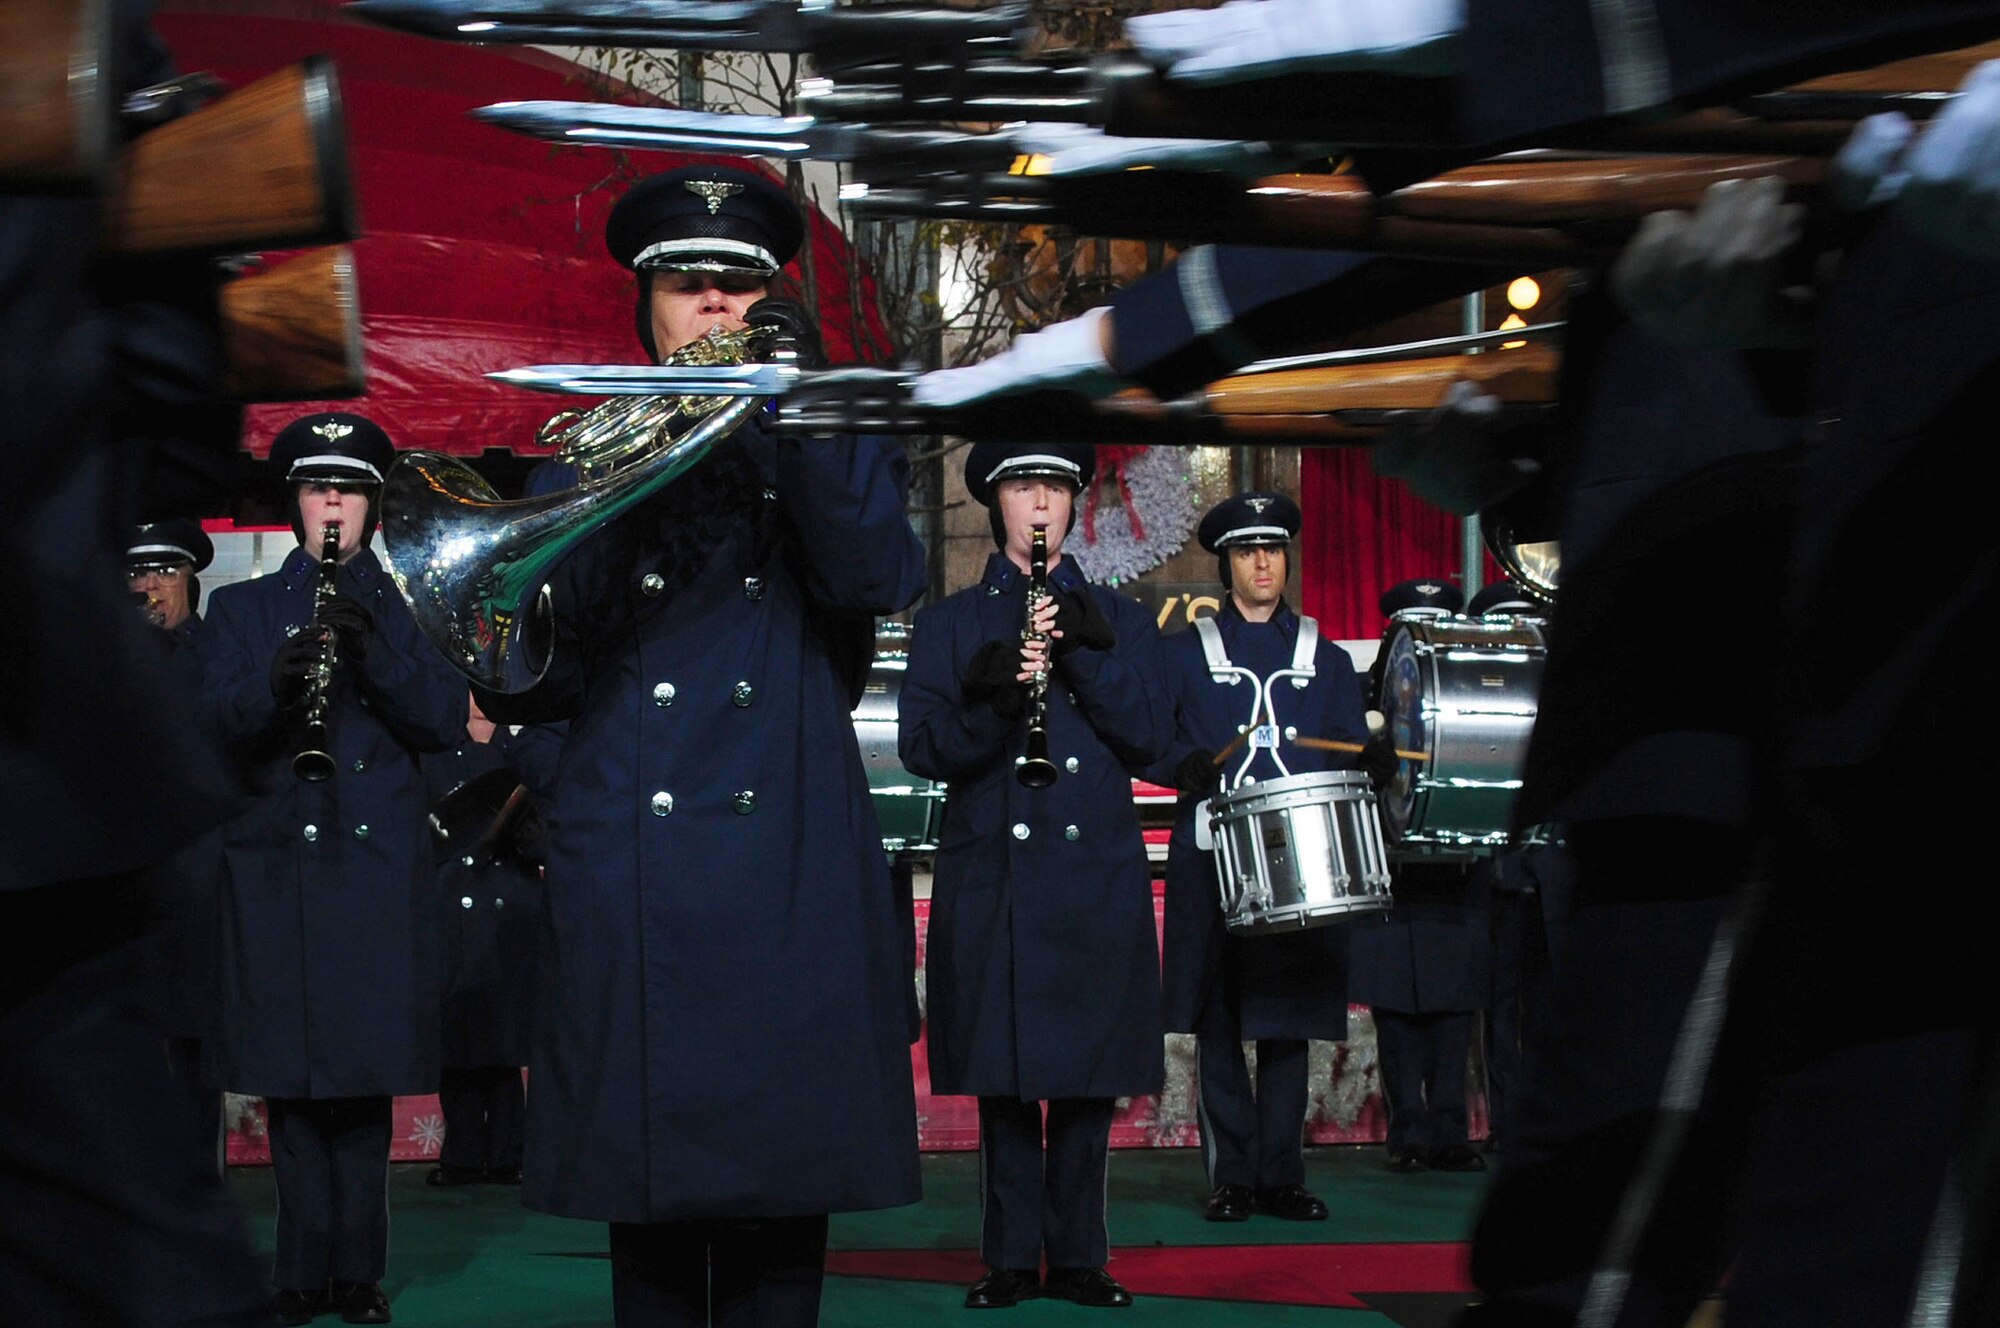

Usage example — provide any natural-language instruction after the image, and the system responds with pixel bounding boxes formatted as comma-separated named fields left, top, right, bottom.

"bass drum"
left=852, top=621, right=944, bottom=855
left=1376, top=612, right=1545, bottom=852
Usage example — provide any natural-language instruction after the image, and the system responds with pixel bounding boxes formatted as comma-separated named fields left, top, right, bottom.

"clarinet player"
left=899, top=440, right=1172, bottom=1310
left=198, top=414, right=466, bottom=1326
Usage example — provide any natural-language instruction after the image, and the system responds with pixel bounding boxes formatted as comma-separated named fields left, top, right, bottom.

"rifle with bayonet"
left=347, top=0, right=1026, bottom=56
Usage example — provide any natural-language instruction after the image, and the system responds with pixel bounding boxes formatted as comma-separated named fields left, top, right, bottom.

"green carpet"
left=228, top=1147, right=1489, bottom=1326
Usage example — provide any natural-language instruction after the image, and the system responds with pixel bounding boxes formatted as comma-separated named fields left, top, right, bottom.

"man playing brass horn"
left=478, top=164, right=926, bottom=1328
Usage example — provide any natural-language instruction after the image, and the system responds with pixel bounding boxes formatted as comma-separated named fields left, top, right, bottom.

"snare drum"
left=1209, top=770, right=1393, bottom=934
left=1376, top=613, right=1545, bottom=851
left=852, top=622, right=944, bottom=854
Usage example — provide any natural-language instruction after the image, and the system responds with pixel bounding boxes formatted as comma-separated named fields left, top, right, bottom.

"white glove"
left=1127, top=0, right=1465, bottom=87
left=910, top=307, right=1123, bottom=408
left=1609, top=175, right=1812, bottom=350
left=1007, top=123, right=1288, bottom=178
left=1830, top=59, right=2000, bottom=261
left=1371, top=380, right=1539, bottom=515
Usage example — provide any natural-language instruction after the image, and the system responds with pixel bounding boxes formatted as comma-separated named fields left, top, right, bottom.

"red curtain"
left=1297, top=448, right=1488, bottom=641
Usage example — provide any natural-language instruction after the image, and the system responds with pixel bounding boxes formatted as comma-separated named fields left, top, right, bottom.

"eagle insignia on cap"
left=1417, top=581, right=1443, bottom=594
left=1246, top=497, right=1272, bottom=514
left=685, top=179, right=745, bottom=215
left=311, top=420, right=354, bottom=443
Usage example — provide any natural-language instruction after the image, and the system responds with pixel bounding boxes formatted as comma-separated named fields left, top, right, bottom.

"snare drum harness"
left=1193, top=614, right=1320, bottom=789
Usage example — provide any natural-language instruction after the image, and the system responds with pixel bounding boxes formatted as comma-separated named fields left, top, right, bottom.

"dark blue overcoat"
left=490, top=420, right=926, bottom=1224
left=144, top=613, right=228, bottom=1044
left=421, top=735, right=551, bottom=1069
left=198, top=545, right=467, bottom=1098
left=1146, top=603, right=1367, bottom=1040
left=1347, top=857, right=1490, bottom=1015
left=899, top=552, right=1172, bottom=1100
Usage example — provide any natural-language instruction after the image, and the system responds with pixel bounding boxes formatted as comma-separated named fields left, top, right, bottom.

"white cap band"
left=288, top=454, right=384, bottom=483
left=984, top=453, right=1084, bottom=486
left=124, top=541, right=197, bottom=563
left=634, top=237, right=780, bottom=273
left=1216, top=524, right=1292, bottom=546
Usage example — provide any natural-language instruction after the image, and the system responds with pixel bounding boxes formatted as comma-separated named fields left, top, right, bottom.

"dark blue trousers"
left=266, top=1095, right=393, bottom=1290
left=438, top=1066, right=524, bottom=1173
left=609, top=1216, right=829, bottom=1328
left=1483, top=889, right=1552, bottom=1154
left=1374, top=1009, right=1475, bottom=1153
left=977, top=1095, right=1116, bottom=1272
left=164, top=1034, right=225, bottom=1176
left=1196, top=1034, right=1310, bottom=1189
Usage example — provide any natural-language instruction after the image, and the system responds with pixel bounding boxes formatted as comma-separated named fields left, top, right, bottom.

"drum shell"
left=852, top=622, right=943, bottom=853
left=1210, top=770, right=1392, bottom=934
left=1377, top=614, right=1545, bottom=852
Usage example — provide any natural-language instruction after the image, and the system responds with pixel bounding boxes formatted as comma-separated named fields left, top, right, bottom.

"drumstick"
left=1211, top=729, right=1251, bottom=768
left=1294, top=735, right=1430, bottom=763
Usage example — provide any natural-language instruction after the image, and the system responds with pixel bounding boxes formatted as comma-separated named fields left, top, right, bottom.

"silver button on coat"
left=650, top=792, right=674, bottom=816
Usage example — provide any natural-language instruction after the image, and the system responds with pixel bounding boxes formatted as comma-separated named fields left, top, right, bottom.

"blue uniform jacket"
left=198, top=545, right=467, bottom=1099
left=900, top=551, right=1172, bottom=1100
left=1348, top=856, right=1490, bottom=1015
left=1145, top=603, right=1368, bottom=1041
left=422, top=734, right=553, bottom=1070
left=486, top=420, right=926, bottom=1224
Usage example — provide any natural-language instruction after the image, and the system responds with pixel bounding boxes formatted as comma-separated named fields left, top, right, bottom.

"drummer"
left=1148, top=492, right=1383, bottom=1223
left=1350, top=579, right=1491, bottom=1175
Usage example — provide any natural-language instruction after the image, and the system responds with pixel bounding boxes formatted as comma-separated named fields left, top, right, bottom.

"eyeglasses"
left=127, top=564, right=188, bottom=584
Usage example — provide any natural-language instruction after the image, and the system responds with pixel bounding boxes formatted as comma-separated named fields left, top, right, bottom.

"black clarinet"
left=1016, top=524, right=1059, bottom=789
left=293, top=523, right=340, bottom=783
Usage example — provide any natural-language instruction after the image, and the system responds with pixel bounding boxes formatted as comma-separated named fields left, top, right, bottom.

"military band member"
left=198, top=414, right=467, bottom=1326
left=475, top=164, right=926, bottom=1328
left=899, top=440, right=1172, bottom=1310
left=1148, top=493, right=1372, bottom=1222
left=421, top=694, right=556, bottom=1188
left=124, top=519, right=231, bottom=1168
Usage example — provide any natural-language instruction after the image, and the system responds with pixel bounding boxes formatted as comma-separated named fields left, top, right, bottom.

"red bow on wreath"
left=1084, top=445, right=1150, bottom=545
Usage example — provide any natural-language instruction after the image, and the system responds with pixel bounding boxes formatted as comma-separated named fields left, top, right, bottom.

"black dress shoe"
left=1044, top=1267, right=1133, bottom=1307
left=1256, top=1184, right=1329, bottom=1221
left=1202, top=1183, right=1256, bottom=1222
left=1385, top=1146, right=1429, bottom=1173
left=272, top=1288, right=330, bottom=1326
left=330, top=1281, right=392, bottom=1324
left=964, top=1268, right=1040, bottom=1309
left=424, top=1163, right=483, bottom=1187
left=1425, top=1143, right=1489, bottom=1172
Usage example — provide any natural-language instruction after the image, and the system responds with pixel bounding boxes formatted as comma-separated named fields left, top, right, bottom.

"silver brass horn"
left=380, top=325, right=777, bottom=693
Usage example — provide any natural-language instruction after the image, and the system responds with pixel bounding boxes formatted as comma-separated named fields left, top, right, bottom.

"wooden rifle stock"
left=1194, top=347, right=1558, bottom=416
left=105, top=57, right=357, bottom=256
left=221, top=245, right=366, bottom=401
left=1, top=0, right=114, bottom=191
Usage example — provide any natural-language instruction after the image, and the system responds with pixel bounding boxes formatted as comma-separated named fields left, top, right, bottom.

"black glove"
left=269, top=629, right=325, bottom=707
left=746, top=297, right=826, bottom=370
left=317, top=594, right=375, bottom=663
left=1172, top=748, right=1221, bottom=798
left=963, top=639, right=1028, bottom=721
left=1359, top=730, right=1401, bottom=790
left=1050, top=585, right=1115, bottom=655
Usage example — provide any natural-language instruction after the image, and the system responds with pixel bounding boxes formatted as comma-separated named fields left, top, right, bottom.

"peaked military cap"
left=606, top=164, right=805, bottom=276
left=269, top=412, right=396, bottom=485
left=1467, top=580, right=1540, bottom=616
left=1380, top=577, right=1464, bottom=617
left=1198, top=491, right=1302, bottom=552
left=963, top=440, right=1096, bottom=508
left=125, top=517, right=213, bottom=573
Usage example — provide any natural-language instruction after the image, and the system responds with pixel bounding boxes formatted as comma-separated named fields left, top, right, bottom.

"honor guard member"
left=421, top=695, right=557, bottom=1188
left=899, top=440, right=1172, bottom=1310
left=126, top=519, right=231, bottom=1166
left=1146, top=492, right=1372, bottom=1223
left=198, top=413, right=467, bottom=1326
left=474, top=163, right=925, bottom=1328
left=1351, top=579, right=1490, bottom=1174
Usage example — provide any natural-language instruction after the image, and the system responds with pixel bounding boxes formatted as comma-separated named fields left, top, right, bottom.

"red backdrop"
left=1297, top=448, right=1502, bottom=641
left=157, top=0, right=889, bottom=459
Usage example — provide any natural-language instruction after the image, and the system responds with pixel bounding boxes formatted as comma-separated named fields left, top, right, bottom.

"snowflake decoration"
left=408, top=1113, right=446, bottom=1156
left=1068, top=446, right=1197, bottom=585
